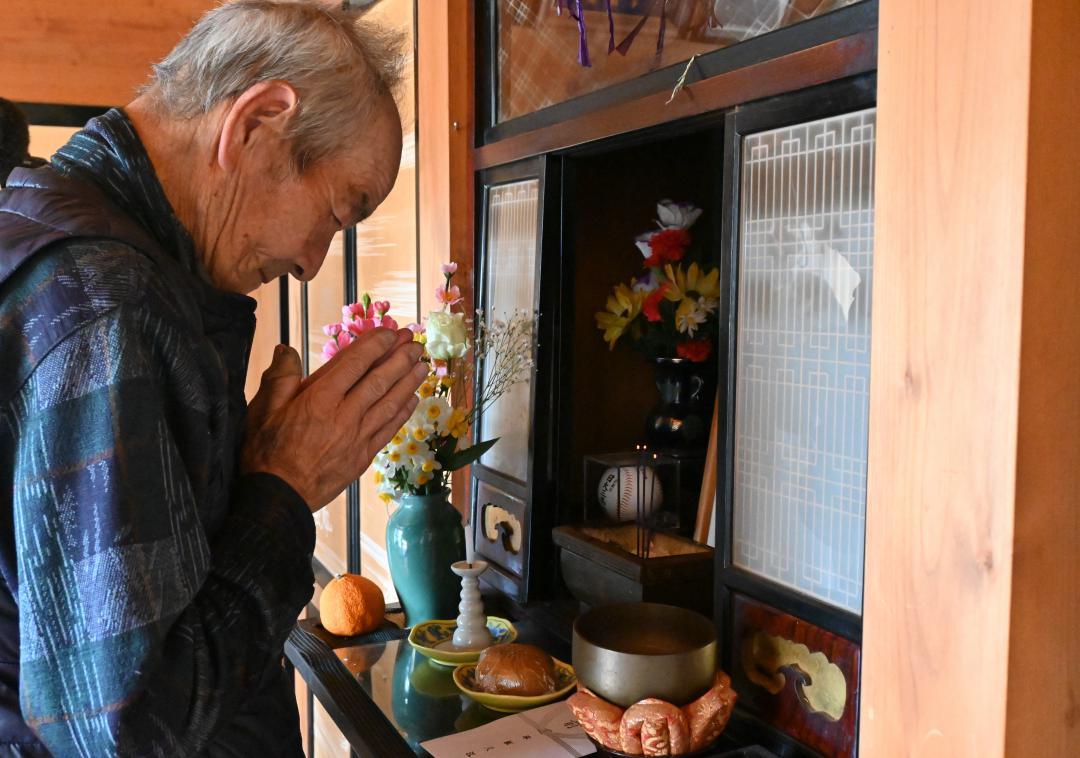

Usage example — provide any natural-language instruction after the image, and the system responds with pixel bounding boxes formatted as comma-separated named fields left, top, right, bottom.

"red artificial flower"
left=676, top=339, right=713, bottom=363
left=644, top=228, right=691, bottom=267
left=642, top=281, right=671, bottom=322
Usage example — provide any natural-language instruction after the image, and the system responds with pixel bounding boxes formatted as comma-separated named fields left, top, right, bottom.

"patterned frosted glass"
left=479, top=180, right=539, bottom=482
left=731, top=108, right=876, bottom=615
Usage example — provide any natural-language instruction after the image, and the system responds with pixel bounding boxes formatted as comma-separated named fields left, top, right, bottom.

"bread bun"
left=475, top=643, right=556, bottom=696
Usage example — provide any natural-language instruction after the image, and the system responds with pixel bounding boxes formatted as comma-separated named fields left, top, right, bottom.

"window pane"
left=479, top=180, right=539, bottom=483
left=355, top=0, right=419, bottom=604
left=308, top=232, right=349, bottom=578
left=496, top=0, right=863, bottom=123
left=731, top=108, right=876, bottom=615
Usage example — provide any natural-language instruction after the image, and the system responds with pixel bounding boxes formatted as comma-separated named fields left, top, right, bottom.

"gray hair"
left=143, top=0, right=405, bottom=171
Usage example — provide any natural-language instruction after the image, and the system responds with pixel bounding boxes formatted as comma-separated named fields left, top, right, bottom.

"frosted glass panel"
left=479, top=180, right=539, bottom=482
left=731, top=108, right=876, bottom=615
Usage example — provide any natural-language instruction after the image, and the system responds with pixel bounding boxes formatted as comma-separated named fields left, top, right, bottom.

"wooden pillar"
left=862, top=0, right=1079, bottom=754
left=0, top=1, right=214, bottom=106
left=1005, top=0, right=1080, bottom=752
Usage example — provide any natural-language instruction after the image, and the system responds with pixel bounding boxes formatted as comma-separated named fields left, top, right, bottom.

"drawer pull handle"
left=482, top=504, right=522, bottom=554
left=742, top=631, right=846, bottom=721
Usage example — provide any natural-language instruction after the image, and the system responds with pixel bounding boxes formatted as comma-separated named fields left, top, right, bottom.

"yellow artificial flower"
left=663, top=262, right=721, bottom=302
left=379, top=492, right=394, bottom=504
left=594, top=283, right=643, bottom=350
left=421, top=459, right=438, bottom=473
left=416, top=472, right=433, bottom=486
left=412, top=426, right=430, bottom=442
left=374, top=471, right=384, bottom=485
left=391, top=431, right=406, bottom=446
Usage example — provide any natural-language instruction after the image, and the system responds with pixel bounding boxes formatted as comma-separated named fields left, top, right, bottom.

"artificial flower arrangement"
left=594, top=200, right=720, bottom=363
left=321, top=264, right=534, bottom=502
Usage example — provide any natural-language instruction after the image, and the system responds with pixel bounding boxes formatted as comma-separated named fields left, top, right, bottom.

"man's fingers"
left=303, top=328, right=398, bottom=397
left=366, top=395, right=420, bottom=460
left=345, top=340, right=425, bottom=407
left=349, top=360, right=425, bottom=449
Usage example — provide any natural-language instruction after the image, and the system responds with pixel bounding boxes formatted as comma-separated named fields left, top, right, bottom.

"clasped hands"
left=242, top=328, right=427, bottom=511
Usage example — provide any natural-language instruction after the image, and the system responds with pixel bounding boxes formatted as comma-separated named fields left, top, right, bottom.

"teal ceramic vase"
left=386, top=490, right=465, bottom=627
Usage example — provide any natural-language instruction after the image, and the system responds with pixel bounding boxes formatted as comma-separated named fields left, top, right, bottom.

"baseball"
left=597, top=465, right=664, bottom=522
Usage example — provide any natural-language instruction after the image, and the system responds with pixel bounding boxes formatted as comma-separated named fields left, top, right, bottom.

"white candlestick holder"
left=450, top=560, right=494, bottom=650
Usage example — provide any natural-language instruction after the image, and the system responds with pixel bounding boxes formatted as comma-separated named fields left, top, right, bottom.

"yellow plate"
left=452, top=658, right=577, bottom=712
left=407, top=617, right=517, bottom=667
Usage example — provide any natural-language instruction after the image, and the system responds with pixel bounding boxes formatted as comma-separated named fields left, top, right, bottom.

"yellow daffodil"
left=594, top=283, right=643, bottom=350
left=412, top=426, right=430, bottom=442
left=447, top=408, right=469, bottom=438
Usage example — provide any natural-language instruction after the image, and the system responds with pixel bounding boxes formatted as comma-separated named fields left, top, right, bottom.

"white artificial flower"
left=656, top=200, right=703, bottom=230
left=426, top=311, right=469, bottom=360
left=635, top=231, right=655, bottom=261
left=675, top=297, right=710, bottom=336
left=631, top=269, right=661, bottom=293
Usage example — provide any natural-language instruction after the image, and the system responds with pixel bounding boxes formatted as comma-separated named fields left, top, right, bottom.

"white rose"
left=656, top=199, right=703, bottom=230
left=425, top=311, right=469, bottom=360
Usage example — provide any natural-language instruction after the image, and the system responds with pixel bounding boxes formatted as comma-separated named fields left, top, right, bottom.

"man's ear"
left=217, top=80, right=299, bottom=172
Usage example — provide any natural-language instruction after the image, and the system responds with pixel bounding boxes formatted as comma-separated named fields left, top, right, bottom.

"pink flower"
left=441, top=262, right=458, bottom=276
left=407, top=322, right=424, bottom=334
left=343, top=302, right=366, bottom=320
left=346, top=318, right=377, bottom=337
left=322, top=340, right=339, bottom=360
left=380, top=315, right=399, bottom=331
left=436, top=284, right=463, bottom=306
left=322, top=323, right=342, bottom=338
left=337, top=331, right=354, bottom=349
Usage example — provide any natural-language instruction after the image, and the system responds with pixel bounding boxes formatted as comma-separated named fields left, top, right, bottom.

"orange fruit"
left=320, top=574, right=386, bottom=636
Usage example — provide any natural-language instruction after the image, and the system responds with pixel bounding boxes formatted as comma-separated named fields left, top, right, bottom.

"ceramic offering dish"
left=408, top=617, right=517, bottom=667
left=452, top=658, right=577, bottom=712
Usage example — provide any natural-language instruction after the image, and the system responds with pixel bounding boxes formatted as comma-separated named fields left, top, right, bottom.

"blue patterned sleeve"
left=12, top=302, right=315, bottom=755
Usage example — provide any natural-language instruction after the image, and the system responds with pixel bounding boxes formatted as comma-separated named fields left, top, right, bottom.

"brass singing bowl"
left=572, top=602, right=717, bottom=708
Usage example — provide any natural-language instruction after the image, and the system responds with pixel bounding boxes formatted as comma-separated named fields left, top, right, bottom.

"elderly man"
left=0, top=2, right=423, bottom=755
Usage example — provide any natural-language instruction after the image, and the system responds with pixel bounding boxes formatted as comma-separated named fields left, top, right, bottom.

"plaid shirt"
left=0, top=110, right=314, bottom=756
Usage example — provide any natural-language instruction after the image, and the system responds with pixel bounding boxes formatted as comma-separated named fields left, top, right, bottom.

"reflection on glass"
left=479, top=180, right=539, bottom=483
left=731, top=108, right=876, bottom=615
left=497, top=0, right=862, bottom=122
left=336, top=639, right=503, bottom=753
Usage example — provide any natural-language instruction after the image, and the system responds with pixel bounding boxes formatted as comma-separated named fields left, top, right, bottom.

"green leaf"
left=440, top=438, right=499, bottom=472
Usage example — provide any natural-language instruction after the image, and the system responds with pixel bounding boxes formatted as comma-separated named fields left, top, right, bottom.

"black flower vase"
left=644, top=357, right=715, bottom=452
